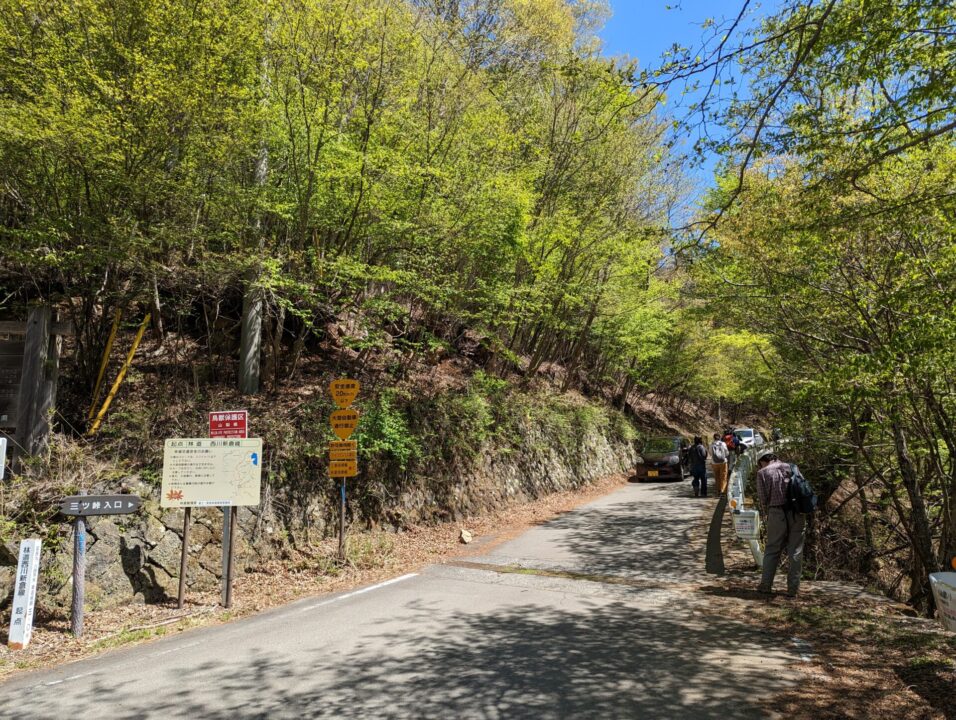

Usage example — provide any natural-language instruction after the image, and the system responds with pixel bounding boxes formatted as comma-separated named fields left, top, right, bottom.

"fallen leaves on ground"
left=708, top=515, right=955, bottom=720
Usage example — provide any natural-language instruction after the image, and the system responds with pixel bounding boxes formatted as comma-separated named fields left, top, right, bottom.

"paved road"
left=0, top=481, right=796, bottom=719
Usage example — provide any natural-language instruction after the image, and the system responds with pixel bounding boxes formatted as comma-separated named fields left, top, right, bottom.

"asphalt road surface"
left=0, top=480, right=796, bottom=719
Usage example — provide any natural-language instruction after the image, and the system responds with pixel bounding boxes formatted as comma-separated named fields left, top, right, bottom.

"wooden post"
left=177, top=507, right=191, bottom=609
left=71, top=491, right=87, bottom=638
left=224, top=507, right=237, bottom=608
left=15, top=306, right=51, bottom=462
left=239, top=284, right=262, bottom=395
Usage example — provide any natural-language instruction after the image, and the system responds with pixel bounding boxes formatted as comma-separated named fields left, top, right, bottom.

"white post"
left=7, top=539, right=42, bottom=650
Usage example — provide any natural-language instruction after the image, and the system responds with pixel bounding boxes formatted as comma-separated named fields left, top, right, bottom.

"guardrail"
left=727, top=447, right=764, bottom=566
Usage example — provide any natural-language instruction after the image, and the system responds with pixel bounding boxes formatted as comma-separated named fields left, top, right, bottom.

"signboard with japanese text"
left=59, top=494, right=142, bottom=516
left=7, top=539, right=41, bottom=649
left=929, top=572, right=956, bottom=632
left=209, top=410, right=248, bottom=439
left=329, top=379, right=360, bottom=408
left=733, top=510, right=761, bottom=540
left=330, top=409, right=360, bottom=440
left=161, top=438, right=263, bottom=508
left=329, top=459, right=358, bottom=478
left=329, top=440, right=357, bottom=462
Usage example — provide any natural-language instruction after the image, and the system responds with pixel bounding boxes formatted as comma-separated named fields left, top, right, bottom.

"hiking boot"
left=756, top=586, right=772, bottom=595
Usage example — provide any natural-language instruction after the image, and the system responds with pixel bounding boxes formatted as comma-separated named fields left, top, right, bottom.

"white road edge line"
left=296, top=573, right=419, bottom=614
left=22, top=573, right=421, bottom=691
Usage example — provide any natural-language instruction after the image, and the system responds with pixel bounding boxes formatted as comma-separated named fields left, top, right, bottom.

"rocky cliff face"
left=1, top=421, right=637, bottom=611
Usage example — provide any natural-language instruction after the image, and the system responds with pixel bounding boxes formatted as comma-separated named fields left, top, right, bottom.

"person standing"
left=710, top=433, right=729, bottom=494
left=689, top=436, right=708, bottom=497
left=756, top=451, right=807, bottom=596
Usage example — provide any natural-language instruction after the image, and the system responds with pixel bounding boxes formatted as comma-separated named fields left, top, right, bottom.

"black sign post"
left=58, top=495, right=142, bottom=516
left=59, top=493, right=142, bottom=637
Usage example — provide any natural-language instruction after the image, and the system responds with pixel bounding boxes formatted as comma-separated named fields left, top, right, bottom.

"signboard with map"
left=161, top=438, right=262, bottom=508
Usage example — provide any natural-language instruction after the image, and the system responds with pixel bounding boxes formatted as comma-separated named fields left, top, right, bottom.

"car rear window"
left=643, top=438, right=679, bottom=453
left=736, top=429, right=754, bottom=439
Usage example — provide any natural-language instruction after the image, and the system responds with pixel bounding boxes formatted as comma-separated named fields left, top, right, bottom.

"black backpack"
left=787, top=464, right=818, bottom=514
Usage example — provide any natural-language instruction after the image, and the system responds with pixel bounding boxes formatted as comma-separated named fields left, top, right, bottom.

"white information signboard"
left=161, top=438, right=262, bottom=508
left=8, top=539, right=41, bottom=649
left=929, top=572, right=956, bottom=632
left=733, top=510, right=761, bottom=540
left=0, top=436, right=6, bottom=480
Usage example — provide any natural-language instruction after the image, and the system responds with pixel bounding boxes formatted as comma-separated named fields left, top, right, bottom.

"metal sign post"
left=58, top=492, right=142, bottom=634
left=209, top=410, right=249, bottom=607
left=71, top=509, right=86, bottom=637
left=224, top=508, right=237, bottom=608
left=329, top=380, right=360, bottom=563
left=7, top=539, right=41, bottom=650
left=161, top=438, right=262, bottom=608
left=178, top=507, right=191, bottom=610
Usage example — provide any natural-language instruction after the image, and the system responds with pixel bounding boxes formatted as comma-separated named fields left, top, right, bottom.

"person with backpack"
left=710, top=432, right=730, bottom=494
left=755, top=451, right=816, bottom=597
left=689, top=436, right=708, bottom=497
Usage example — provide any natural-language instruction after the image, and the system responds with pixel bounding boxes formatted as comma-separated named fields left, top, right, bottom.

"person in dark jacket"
left=689, top=436, right=708, bottom=497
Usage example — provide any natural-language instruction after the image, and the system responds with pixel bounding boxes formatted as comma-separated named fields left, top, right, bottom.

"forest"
left=0, top=0, right=953, bottom=614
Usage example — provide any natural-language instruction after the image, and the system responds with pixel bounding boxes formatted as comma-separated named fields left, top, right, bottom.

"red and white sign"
left=209, top=410, right=248, bottom=439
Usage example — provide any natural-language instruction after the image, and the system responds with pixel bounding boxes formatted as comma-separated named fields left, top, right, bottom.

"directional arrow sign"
left=330, top=408, right=360, bottom=440
left=329, top=379, right=360, bottom=408
left=59, top=495, right=142, bottom=516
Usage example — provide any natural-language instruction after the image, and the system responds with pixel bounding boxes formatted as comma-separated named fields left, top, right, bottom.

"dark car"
left=633, top=436, right=686, bottom=482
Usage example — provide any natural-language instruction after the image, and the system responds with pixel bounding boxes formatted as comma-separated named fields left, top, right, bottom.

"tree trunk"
left=891, top=421, right=938, bottom=612
left=239, top=283, right=263, bottom=395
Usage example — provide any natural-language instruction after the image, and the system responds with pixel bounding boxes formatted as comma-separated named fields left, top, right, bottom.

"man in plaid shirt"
left=756, top=451, right=807, bottom=597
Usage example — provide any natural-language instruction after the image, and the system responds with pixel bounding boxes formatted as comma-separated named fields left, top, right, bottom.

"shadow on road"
left=6, top=598, right=790, bottom=720
left=479, top=482, right=712, bottom=583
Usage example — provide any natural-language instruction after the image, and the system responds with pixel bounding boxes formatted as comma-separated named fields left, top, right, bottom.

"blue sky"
left=599, top=1, right=758, bottom=187
left=599, top=0, right=744, bottom=67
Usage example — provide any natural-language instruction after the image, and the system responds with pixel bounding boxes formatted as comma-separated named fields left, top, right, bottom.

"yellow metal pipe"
left=88, top=308, right=123, bottom=420
left=87, top=313, right=150, bottom=436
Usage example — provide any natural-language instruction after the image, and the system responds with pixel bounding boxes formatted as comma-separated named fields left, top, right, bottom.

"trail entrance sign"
left=161, top=438, right=263, bottom=508
left=330, top=379, right=360, bottom=408
left=7, top=539, right=41, bottom=650
left=330, top=409, right=359, bottom=440
left=209, top=410, right=248, bottom=438
left=59, top=494, right=142, bottom=516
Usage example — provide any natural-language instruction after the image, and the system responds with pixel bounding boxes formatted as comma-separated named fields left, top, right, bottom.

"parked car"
left=634, top=436, right=686, bottom=482
left=733, top=428, right=756, bottom=448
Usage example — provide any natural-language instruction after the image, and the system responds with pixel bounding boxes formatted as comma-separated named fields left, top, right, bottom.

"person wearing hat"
left=755, top=451, right=806, bottom=597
